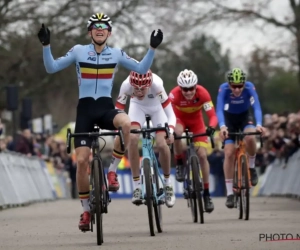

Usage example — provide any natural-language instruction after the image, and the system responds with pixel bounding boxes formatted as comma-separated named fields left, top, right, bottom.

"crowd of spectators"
left=256, top=111, right=300, bottom=173
left=0, top=126, right=77, bottom=199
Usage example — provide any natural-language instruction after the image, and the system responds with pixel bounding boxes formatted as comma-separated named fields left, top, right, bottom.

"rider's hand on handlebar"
left=256, top=125, right=266, bottom=137
left=206, top=126, right=215, bottom=137
left=166, top=133, right=174, bottom=145
left=219, top=126, right=228, bottom=140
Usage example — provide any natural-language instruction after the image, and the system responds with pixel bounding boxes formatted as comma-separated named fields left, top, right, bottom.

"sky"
left=2, top=0, right=294, bottom=70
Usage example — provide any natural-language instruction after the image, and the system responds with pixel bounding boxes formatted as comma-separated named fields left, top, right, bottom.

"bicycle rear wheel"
left=93, top=158, right=103, bottom=245
left=191, top=156, right=204, bottom=224
left=153, top=161, right=163, bottom=233
left=143, top=158, right=155, bottom=236
left=240, top=155, right=250, bottom=220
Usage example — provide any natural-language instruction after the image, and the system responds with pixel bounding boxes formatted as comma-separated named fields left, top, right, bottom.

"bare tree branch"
left=209, top=0, right=296, bottom=35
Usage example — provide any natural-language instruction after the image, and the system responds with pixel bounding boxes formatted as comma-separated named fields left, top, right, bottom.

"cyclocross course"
left=0, top=197, right=299, bottom=250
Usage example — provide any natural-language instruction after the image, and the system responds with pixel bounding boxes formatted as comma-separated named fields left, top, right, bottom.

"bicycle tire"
left=191, top=156, right=204, bottom=224
left=188, top=163, right=197, bottom=223
left=240, top=155, right=250, bottom=220
left=153, top=161, right=163, bottom=233
left=144, top=158, right=155, bottom=236
left=233, top=160, right=243, bottom=219
left=93, top=158, right=103, bottom=245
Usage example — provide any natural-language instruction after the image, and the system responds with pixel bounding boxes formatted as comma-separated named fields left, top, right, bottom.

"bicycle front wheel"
left=240, top=155, right=250, bottom=220
left=153, top=161, right=162, bottom=233
left=93, top=159, right=103, bottom=245
left=191, top=156, right=204, bottom=224
left=143, top=158, right=155, bottom=236
left=233, top=160, right=243, bottom=220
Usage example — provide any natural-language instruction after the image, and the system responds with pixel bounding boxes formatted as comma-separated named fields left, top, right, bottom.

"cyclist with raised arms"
left=114, top=70, right=176, bottom=207
left=169, top=69, right=217, bottom=213
left=37, top=13, right=163, bottom=231
left=216, top=68, right=265, bottom=208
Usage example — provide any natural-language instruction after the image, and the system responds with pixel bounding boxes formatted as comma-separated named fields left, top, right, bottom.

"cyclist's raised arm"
left=117, top=49, right=155, bottom=74
left=200, top=86, right=218, bottom=128
left=43, top=45, right=78, bottom=74
left=153, top=75, right=176, bottom=133
left=115, top=76, right=131, bottom=110
left=117, top=29, right=163, bottom=74
left=216, top=83, right=227, bottom=129
left=248, top=82, right=263, bottom=127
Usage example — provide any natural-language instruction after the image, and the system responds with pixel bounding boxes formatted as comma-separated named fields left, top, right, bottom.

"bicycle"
left=130, top=115, right=170, bottom=237
left=174, top=128, right=215, bottom=224
left=221, top=131, right=263, bottom=221
left=66, top=125, right=125, bottom=245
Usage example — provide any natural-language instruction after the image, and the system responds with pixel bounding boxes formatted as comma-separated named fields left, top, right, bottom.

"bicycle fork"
left=140, top=158, right=164, bottom=205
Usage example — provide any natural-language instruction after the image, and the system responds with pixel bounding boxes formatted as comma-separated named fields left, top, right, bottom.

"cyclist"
left=37, top=13, right=163, bottom=231
left=216, top=68, right=266, bottom=208
left=114, top=70, right=176, bottom=207
left=169, top=69, right=217, bottom=213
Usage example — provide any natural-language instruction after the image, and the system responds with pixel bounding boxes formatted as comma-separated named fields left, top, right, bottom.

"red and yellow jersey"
left=169, top=85, right=218, bottom=128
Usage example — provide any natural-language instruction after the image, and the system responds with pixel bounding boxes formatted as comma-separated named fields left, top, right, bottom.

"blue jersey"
left=43, top=44, right=155, bottom=99
left=216, top=81, right=262, bottom=127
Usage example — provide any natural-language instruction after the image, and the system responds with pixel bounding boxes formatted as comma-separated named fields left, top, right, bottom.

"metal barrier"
left=0, top=151, right=57, bottom=209
left=254, top=149, right=300, bottom=199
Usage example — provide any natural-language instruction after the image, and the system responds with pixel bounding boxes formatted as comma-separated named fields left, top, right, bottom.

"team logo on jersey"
left=250, top=96, right=255, bottom=105
left=87, top=57, right=96, bottom=61
left=88, top=51, right=96, bottom=56
left=193, top=98, right=199, bottom=103
left=148, top=94, right=154, bottom=98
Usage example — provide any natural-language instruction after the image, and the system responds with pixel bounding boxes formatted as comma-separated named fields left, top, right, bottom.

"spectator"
left=15, top=129, right=35, bottom=156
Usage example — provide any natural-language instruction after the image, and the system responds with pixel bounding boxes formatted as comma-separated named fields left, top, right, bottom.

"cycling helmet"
left=177, top=69, right=198, bottom=88
left=227, top=68, right=246, bottom=84
left=87, top=13, right=112, bottom=31
left=130, top=70, right=153, bottom=88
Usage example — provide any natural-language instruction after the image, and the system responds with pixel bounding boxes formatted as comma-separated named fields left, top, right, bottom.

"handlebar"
left=174, top=129, right=215, bottom=149
left=66, top=126, right=125, bottom=154
left=221, top=131, right=263, bottom=149
left=130, top=122, right=170, bottom=139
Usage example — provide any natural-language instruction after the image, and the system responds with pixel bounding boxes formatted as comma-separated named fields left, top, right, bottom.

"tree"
left=196, top=0, right=300, bottom=86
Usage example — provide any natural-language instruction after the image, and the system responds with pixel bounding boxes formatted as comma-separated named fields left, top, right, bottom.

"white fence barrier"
left=253, top=149, right=300, bottom=199
left=0, top=152, right=57, bottom=209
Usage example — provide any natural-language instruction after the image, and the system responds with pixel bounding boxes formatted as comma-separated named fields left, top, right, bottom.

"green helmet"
left=227, top=68, right=246, bottom=84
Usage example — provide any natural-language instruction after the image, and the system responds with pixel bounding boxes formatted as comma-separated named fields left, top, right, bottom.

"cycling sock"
left=225, top=179, right=233, bottom=196
left=133, top=176, right=141, bottom=189
left=175, top=154, right=184, bottom=165
left=79, top=191, right=90, bottom=212
left=203, top=183, right=209, bottom=196
left=164, top=173, right=171, bottom=185
left=108, top=149, right=124, bottom=172
left=248, top=154, right=256, bottom=168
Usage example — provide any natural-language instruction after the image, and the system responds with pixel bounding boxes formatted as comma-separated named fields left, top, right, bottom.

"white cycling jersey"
left=115, top=73, right=176, bottom=133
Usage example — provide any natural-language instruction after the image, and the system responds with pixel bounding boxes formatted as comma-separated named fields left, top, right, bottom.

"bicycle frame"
left=140, top=134, right=165, bottom=204
left=175, top=129, right=215, bottom=191
left=234, top=138, right=251, bottom=190
left=221, top=131, right=263, bottom=190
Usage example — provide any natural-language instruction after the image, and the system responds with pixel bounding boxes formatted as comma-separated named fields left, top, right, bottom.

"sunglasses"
left=230, top=84, right=244, bottom=89
left=92, top=23, right=110, bottom=30
left=181, top=86, right=195, bottom=92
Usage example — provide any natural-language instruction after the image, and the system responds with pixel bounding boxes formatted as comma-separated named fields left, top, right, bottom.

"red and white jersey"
left=115, top=73, right=176, bottom=132
left=115, top=73, right=170, bottom=108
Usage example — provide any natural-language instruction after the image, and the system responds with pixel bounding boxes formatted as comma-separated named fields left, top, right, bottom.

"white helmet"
left=177, top=69, right=198, bottom=88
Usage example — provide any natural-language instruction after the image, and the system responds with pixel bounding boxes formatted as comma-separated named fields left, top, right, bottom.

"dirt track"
left=0, top=197, right=299, bottom=250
